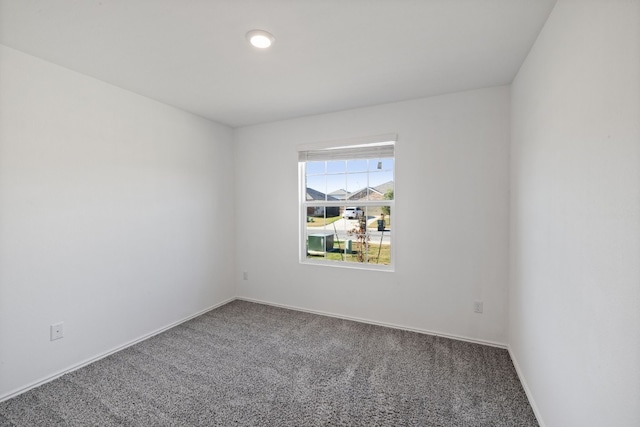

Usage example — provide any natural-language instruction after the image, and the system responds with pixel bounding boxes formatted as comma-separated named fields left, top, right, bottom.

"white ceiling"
left=0, top=0, right=557, bottom=128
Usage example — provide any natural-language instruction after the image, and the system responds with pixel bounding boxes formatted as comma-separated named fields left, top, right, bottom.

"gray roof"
left=327, top=189, right=351, bottom=200
left=306, top=188, right=339, bottom=201
left=373, top=181, right=394, bottom=195
left=346, top=181, right=393, bottom=200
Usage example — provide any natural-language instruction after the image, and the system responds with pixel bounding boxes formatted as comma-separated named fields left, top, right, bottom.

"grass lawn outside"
left=368, top=216, right=391, bottom=229
left=307, top=216, right=342, bottom=227
left=307, top=240, right=391, bottom=265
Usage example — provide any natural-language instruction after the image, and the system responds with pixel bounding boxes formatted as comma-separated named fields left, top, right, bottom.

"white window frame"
left=298, top=134, right=396, bottom=271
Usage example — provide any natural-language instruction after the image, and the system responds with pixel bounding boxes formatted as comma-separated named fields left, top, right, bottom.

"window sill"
left=300, top=258, right=395, bottom=272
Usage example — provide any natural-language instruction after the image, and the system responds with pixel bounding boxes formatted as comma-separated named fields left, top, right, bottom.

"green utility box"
left=307, top=233, right=334, bottom=255
left=345, top=239, right=353, bottom=254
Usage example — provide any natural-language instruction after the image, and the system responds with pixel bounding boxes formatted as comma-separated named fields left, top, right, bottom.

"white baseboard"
left=508, top=345, right=546, bottom=427
left=236, top=296, right=508, bottom=349
left=1, top=295, right=512, bottom=405
left=0, top=297, right=235, bottom=403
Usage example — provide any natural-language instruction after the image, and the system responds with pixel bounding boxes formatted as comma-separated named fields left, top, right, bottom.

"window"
left=298, top=134, right=395, bottom=270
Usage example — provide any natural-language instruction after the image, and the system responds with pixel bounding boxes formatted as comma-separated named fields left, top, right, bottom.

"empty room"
left=0, top=0, right=638, bottom=426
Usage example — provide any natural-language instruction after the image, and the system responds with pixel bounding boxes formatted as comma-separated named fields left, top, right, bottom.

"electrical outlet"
left=243, top=271, right=248, bottom=280
left=50, top=322, right=64, bottom=341
left=474, top=301, right=483, bottom=314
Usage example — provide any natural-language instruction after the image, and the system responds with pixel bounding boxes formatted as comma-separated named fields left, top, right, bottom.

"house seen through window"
left=298, top=135, right=395, bottom=270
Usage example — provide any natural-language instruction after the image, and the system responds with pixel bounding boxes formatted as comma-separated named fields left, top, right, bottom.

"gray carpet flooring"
left=0, top=300, right=538, bottom=426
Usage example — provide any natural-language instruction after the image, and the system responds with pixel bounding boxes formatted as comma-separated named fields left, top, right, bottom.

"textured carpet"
left=0, top=300, right=538, bottom=426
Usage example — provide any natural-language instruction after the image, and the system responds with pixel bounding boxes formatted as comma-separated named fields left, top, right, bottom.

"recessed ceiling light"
left=246, top=30, right=274, bottom=49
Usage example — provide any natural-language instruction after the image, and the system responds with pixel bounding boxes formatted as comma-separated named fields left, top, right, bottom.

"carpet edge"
left=0, top=297, right=236, bottom=403
left=236, top=296, right=508, bottom=349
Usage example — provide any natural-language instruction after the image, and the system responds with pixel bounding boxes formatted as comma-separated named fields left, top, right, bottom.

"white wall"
left=0, top=45, right=236, bottom=399
left=510, top=1, right=640, bottom=426
left=234, top=86, right=511, bottom=345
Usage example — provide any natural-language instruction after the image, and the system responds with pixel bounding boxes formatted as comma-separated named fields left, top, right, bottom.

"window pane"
left=346, top=159, right=368, bottom=173
left=306, top=161, right=325, bottom=175
left=345, top=214, right=369, bottom=263
left=368, top=171, right=394, bottom=200
left=306, top=206, right=335, bottom=260
left=326, top=175, right=347, bottom=200
left=368, top=206, right=391, bottom=265
left=346, top=172, right=368, bottom=197
left=327, top=160, right=346, bottom=173
left=369, top=171, right=394, bottom=188
left=368, top=231, right=391, bottom=265
left=305, top=175, right=326, bottom=200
